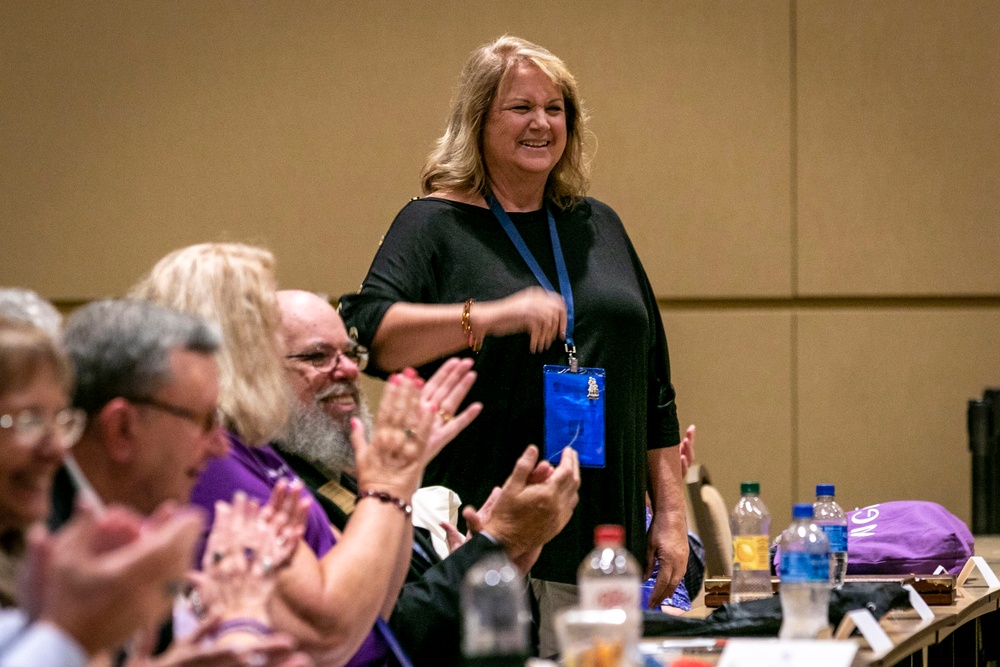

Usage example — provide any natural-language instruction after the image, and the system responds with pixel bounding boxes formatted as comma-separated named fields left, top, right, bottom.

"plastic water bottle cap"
left=594, top=524, right=625, bottom=547
left=815, top=484, right=835, bottom=497
left=740, top=482, right=760, bottom=495
left=792, top=503, right=814, bottom=519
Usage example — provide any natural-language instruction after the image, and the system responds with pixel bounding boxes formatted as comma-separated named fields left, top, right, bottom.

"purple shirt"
left=191, top=432, right=390, bottom=667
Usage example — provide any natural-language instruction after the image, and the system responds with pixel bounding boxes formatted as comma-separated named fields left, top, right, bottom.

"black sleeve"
left=388, top=533, right=503, bottom=667
left=647, top=292, right=680, bottom=449
left=338, top=200, right=442, bottom=375
left=626, top=225, right=680, bottom=450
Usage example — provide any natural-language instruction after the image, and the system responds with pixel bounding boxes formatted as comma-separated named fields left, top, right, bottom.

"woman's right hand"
left=478, top=287, right=567, bottom=354
left=352, top=370, right=435, bottom=501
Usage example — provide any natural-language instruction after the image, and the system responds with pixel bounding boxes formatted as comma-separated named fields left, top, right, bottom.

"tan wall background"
left=3, top=1, right=999, bottom=535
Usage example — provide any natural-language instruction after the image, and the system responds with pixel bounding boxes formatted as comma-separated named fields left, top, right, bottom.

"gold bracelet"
left=462, top=298, right=483, bottom=352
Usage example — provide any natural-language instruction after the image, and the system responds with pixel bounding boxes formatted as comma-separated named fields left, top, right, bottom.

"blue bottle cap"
left=792, top=503, right=814, bottom=519
left=816, top=484, right=835, bottom=497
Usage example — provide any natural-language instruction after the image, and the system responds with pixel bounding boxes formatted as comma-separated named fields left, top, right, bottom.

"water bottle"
left=461, top=553, right=530, bottom=666
left=730, top=482, right=772, bottom=603
left=778, top=503, right=831, bottom=639
left=578, top=524, right=642, bottom=643
left=813, top=484, right=848, bottom=588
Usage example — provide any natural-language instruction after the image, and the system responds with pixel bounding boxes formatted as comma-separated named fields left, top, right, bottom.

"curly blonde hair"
left=420, top=35, right=591, bottom=210
left=130, top=243, right=288, bottom=446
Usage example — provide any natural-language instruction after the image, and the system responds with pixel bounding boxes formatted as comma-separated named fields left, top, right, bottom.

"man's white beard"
left=278, top=382, right=373, bottom=481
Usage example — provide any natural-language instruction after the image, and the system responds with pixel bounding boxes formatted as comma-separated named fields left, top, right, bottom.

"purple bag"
left=846, top=501, right=974, bottom=575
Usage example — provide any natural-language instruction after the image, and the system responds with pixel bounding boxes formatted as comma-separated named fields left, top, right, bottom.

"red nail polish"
left=403, top=367, right=417, bottom=379
left=390, top=374, right=401, bottom=385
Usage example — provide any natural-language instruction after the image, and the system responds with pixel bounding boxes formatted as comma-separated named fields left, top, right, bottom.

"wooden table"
left=647, top=538, right=1000, bottom=666
left=854, top=580, right=999, bottom=666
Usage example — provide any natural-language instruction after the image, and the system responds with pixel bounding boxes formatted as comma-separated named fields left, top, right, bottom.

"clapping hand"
left=421, top=357, right=483, bottom=459
left=352, top=369, right=436, bottom=501
left=194, top=480, right=309, bottom=626
left=461, top=444, right=580, bottom=571
left=20, top=501, right=203, bottom=658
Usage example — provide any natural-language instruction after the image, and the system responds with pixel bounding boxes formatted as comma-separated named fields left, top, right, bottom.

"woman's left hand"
left=197, top=482, right=309, bottom=625
left=644, top=446, right=689, bottom=608
left=421, top=357, right=483, bottom=459
left=644, top=511, right=689, bottom=609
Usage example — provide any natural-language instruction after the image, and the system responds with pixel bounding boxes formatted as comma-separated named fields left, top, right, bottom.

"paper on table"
left=718, top=639, right=857, bottom=667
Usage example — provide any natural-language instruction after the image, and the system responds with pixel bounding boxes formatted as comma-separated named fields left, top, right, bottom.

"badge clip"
left=565, top=343, right=578, bottom=373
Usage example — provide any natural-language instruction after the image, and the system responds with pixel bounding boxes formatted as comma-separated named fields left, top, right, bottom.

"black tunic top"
left=340, top=196, right=680, bottom=584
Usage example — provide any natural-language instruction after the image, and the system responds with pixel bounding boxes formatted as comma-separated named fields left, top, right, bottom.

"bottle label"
left=579, top=580, right=640, bottom=611
left=779, top=551, right=829, bottom=583
left=820, top=524, right=848, bottom=552
left=732, top=535, right=770, bottom=571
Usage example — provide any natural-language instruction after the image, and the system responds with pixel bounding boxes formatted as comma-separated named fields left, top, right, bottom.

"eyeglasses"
left=128, top=397, right=223, bottom=436
left=0, top=407, right=87, bottom=451
left=284, top=343, right=369, bottom=373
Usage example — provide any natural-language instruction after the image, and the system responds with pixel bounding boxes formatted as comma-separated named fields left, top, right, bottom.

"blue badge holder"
left=543, top=365, right=606, bottom=467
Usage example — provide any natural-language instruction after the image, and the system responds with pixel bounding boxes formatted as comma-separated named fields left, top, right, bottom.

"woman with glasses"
left=0, top=313, right=305, bottom=666
left=0, top=316, right=82, bottom=607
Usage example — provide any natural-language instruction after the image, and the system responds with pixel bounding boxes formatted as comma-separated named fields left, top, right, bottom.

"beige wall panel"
left=581, top=1, right=792, bottom=299
left=665, top=308, right=792, bottom=537
left=797, top=2, right=1000, bottom=296
left=1, top=1, right=790, bottom=301
left=796, top=308, right=1000, bottom=525
left=1, top=1, right=472, bottom=299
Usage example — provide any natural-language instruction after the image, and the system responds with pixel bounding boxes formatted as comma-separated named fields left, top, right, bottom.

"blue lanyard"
left=485, top=192, right=577, bottom=367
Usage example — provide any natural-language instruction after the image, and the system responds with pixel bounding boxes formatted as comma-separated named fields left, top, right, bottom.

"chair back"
left=686, top=462, right=733, bottom=577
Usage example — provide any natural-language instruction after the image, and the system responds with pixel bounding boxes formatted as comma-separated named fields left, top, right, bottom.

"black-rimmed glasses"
left=284, top=342, right=369, bottom=373
left=128, top=397, right=222, bottom=436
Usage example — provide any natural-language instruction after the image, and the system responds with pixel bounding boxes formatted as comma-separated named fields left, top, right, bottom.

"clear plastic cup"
left=554, top=607, right=635, bottom=667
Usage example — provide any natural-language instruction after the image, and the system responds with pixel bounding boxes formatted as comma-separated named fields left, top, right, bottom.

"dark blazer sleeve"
left=388, top=533, right=504, bottom=667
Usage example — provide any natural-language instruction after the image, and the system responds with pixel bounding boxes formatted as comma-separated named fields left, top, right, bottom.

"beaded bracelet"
left=461, top=298, right=483, bottom=352
left=214, top=617, right=273, bottom=639
left=357, top=489, right=413, bottom=516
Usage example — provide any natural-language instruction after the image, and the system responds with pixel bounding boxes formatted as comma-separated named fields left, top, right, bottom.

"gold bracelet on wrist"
left=462, top=298, right=483, bottom=352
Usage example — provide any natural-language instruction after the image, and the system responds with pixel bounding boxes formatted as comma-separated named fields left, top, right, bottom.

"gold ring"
left=438, top=409, right=453, bottom=423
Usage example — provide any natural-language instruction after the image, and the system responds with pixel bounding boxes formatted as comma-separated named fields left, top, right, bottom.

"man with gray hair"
left=0, top=287, right=62, bottom=338
left=50, top=298, right=310, bottom=665
left=54, top=298, right=228, bottom=517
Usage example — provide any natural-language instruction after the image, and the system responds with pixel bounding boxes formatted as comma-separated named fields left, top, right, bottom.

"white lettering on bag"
left=849, top=504, right=880, bottom=539
left=851, top=523, right=877, bottom=538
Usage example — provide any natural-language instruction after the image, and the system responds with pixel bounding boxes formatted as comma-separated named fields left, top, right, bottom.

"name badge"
left=543, top=365, right=606, bottom=467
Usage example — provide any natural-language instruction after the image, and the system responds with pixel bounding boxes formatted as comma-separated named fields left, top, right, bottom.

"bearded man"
left=275, top=290, right=580, bottom=665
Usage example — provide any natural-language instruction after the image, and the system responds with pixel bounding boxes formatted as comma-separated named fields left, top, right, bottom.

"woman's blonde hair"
left=420, top=35, right=591, bottom=210
left=130, top=243, right=287, bottom=446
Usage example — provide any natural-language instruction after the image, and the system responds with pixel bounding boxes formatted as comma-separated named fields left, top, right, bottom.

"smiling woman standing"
left=340, top=35, right=687, bottom=656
